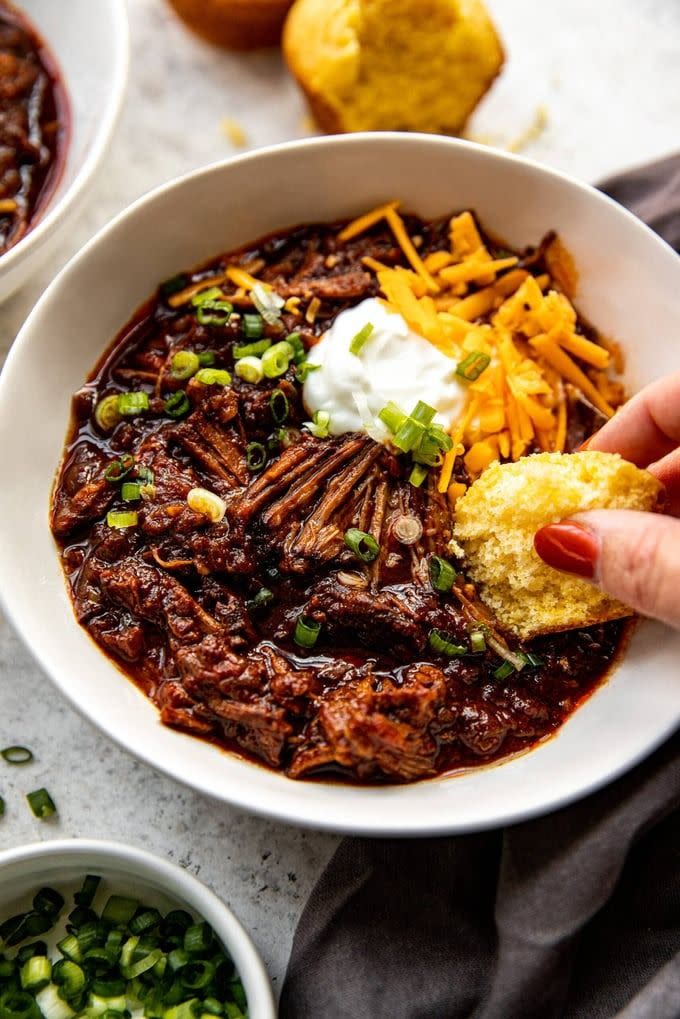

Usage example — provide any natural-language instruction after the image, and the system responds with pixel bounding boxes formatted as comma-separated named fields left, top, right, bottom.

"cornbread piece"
left=453, top=452, right=662, bottom=638
left=283, top=0, right=504, bottom=134
left=166, top=0, right=294, bottom=50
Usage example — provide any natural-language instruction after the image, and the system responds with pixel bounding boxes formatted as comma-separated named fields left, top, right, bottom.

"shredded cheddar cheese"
left=337, top=201, right=401, bottom=242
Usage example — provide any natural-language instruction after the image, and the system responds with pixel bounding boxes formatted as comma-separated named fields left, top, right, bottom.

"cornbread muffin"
left=283, top=0, right=504, bottom=134
left=166, top=0, right=294, bottom=50
left=453, top=452, right=662, bottom=639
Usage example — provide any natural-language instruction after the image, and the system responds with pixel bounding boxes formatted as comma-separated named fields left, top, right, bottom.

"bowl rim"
left=0, top=838, right=276, bottom=1019
left=2, top=132, right=680, bottom=835
left=0, top=0, right=130, bottom=277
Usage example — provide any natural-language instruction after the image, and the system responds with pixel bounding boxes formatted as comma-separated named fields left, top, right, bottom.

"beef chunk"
left=51, top=444, right=116, bottom=538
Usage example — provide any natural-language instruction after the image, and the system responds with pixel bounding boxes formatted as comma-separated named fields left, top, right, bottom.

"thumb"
left=534, top=510, right=680, bottom=630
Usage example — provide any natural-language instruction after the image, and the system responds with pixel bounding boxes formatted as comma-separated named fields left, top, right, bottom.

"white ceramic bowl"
left=0, top=0, right=129, bottom=302
left=1, top=134, right=680, bottom=836
left=0, top=839, right=276, bottom=1018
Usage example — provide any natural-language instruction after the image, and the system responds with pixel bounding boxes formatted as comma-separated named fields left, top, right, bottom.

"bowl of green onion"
left=0, top=840, right=275, bottom=1019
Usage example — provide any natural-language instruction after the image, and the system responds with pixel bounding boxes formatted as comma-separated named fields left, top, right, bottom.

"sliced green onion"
left=74, top=876, right=101, bottom=910
left=194, top=368, right=232, bottom=386
left=251, top=283, right=284, bottom=325
left=181, top=960, right=215, bottom=990
left=0, top=796, right=5, bottom=817
left=470, top=630, right=487, bottom=653
left=245, top=442, right=267, bottom=473
left=20, top=957, right=51, bottom=993
left=128, top=908, right=161, bottom=935
left=304, top=409, right=330, bottom=438
left=456, top=350, right=491, bottom=382
left=261, top=341, right=293, bottom=379
left=429, top=555, right=456, bottom=593
left=106, top=511, right=138, bottom=530
left=33, top=888, right=64, bottom=917
left=349, top=322, right=374, bottom=356
left=52, top=961, right=85, bottom=1000
left=2, top=990, right=42, bottom=1019
left=228, top=981, right=247, bottom=1011
left=0, top=957, right=15, bottom=979
left=198, top=350, right=216, bottom=367
left=121, top=949, right=162, bottom=980
left=16, top=942, right=47, bottom=965
left=119, top=937, right=138, bottom=971
left=26, top=789, right=56, bottom=820
left=161, top=910, right=193, bottom=936
left=410, top=400, right=436, bottom=425
left=409, top=463, right=429, bottom=487
left=121, top=482, right=141, bottom=502
left=167, top=949, right=189, bottom=974
left=191, top=287, right=224, bottom=306
left=493, top=661, right=515, bottom=681
left=294, top=615, right=321, bottom=649
left=183, top=923, right=213, bottom=955
left=170, top=351, right=200, bottom=381
left=393, top=417, right=426, bottom=453
left=196, top=301, right=233, bottom=326
left=242, top=313, right=264, bottom=340
left=201, top=1000, right=223, bottom=1016
left=269, top=388, right=289, bottom=424
left=223, top=1004, right=244, bottom=1019
left=94, top=395, right=122, bottom=432
left=1, top=745, right=33, bottom=765
left=234, top=356, right=263, bottom=384
left=285, top=332, right=306, bottom=364
left=344, top=528, right=379, bottom=563
left=159, top=274, right=189, bottom=298
left=428, top=629, right=466, bottom=657
left=164, top=390, right=191, bottom=419
left=246, top=588, right=274, bottom=612
left=296, top=361, right=320, bottom=383
left=101, top=896, right=137, bottom=927
left=87, top=993, right=127, bottom=1016
left=413, top=426, right=453, bottom=467
left=104, top=454, right=135, bottom=483
left=378, top=401, right=406, bottom=434
left=519, top=651, right=544, bottom=668
left=164, top=1000, right=200, bottom=1019
left=56, top=936, right=81, bottom=964
left=117, top=392, right=149, bottom=417
left=233, top=337, right=270, bottom=359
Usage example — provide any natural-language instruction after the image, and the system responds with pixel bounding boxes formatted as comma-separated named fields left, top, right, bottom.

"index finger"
left=587, top=371, right=680, bottom=466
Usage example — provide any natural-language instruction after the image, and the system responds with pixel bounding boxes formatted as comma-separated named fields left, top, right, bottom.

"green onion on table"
left=0, top=875, right=248, bottom=1018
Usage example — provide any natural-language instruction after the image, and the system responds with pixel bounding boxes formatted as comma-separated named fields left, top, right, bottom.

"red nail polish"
left=533, top=522, right=599, bottom=579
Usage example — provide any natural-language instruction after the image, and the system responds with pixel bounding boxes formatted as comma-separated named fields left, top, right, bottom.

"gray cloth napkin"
left=280, top=153, right=680, bottom=1019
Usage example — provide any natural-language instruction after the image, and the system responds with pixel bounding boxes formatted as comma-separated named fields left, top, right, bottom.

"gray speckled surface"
left=1, top=0, right=679, bottom=992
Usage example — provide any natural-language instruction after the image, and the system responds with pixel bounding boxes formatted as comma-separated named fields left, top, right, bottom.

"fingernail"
left=577, top=430, right=599, bottom=452
left=533, top=521, right=600, bottom=579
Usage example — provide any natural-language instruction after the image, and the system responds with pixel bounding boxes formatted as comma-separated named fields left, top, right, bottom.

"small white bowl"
left=0, top=839, right=276, bottom=1019
left=0, top=0, right=129, bottom=302
left=1, top=134, right=680, bottom=835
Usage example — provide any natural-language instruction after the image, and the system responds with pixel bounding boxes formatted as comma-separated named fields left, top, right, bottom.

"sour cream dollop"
left=302, top=298, right=466, bottom=439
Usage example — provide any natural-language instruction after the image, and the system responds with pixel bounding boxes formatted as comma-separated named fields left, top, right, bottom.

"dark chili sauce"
left=0, top=0, right=68, bottom=256
left=50, top=212, right=627, bottom=785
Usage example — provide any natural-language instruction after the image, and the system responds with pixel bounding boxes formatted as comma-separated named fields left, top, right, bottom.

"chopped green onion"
left=26, top=789, right=56, bottom=820
left=198, top=350, right=216, bottom=367
left=104, top=454, right=135, bottom=483
left=20, top=957, right=51, bottom=993
left=1, top=745, right=33, bottom=765
left=121, top=949, right=162, bottom=980
left=106, top=511, right=138, bottom=530
left=519, top=651, right=544, bottom=668
left=413, top=426, right=453, bottom=467
left=304, top=409, right=330, bottom=438
left=164, top=1000, right=200, bottom=1019
left=201, top=1000, right=223, bottom=1016
left=183, top=923, right=213, bottom=956
left=52, top=960, right=85, bottom=999
left=261, top=341, right=293, bottom=379
left=121, top=482, right=141, bottom=502
left=344, top=528, right=379, bottom=563
left=2, top=990, right=42, bottom=1019
left=378, top=401, right=406, bottom=434
left=251, top=283, right=284, bottom=325
left=162, top=909, right=193, bottom=936
left=242, top=313, right=264, bottom=340
left=296, top=361, right=320, bottom=383
left=456, top=351, right=491, bottom=382
left=233, top=338, right=270, bottom=359
left=0, top=796, right=5, bottom=817
left=16, top=943, right=47, bottom=965
left=170, top=351, right=200, bottom=381
left=191, top=287, right=224, bottom=306
left=159, top=274, right=189, bottom=298
left=117, top=392, right=149, bottom=417
left=35, top=986, right=72, bottom=1019
left=74, top=876, right=101, bottom=909
left=164, top=390, right=191, bottom=419
left=294, top=615, right=321, bottom=650
left=429, top=555, right=456, bottom=593
left=409, top=463, right=429, bottom=487
left=349, top=322, right=374, bottom=356
left=234, top=356, right=263, bottom=384
left=0, top=957, right=15, bottom=979
left=33, top=888, right=64, bottom=917
left=410, top=400, right=436, bottom=426
left=246, top=588, right=274, bottom=612
left=191, top=289, right=232, bottom=326
left=94, top=395, right=122, bottom=432
left=243, top=442, right=266, bottom=472
left=493, top=661, right=515, bottom=680
left=470, top=630, right=487, bottom=654
left=285, top=332, right=306, bottom=364
left=129, top=908, right=161, bottom=935
left=194, top=368, right=231, bottom=386
left=393, top=416, right=426, bottom=453
left=56, top=936, right=81, bottom=964
left=428, top=629, right=467, bottom=657
left=102, top=896, right=138, bottom=927
left=269, top=388, right=289, bottom=424
left=181, top=961, right=215, bottom=990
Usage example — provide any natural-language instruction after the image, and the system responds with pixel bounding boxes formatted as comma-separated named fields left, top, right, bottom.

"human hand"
left=534, top=372, right=680, bottom=629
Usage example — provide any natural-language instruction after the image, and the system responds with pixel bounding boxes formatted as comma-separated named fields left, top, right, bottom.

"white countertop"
left=1, top=0, right=679, bottom=992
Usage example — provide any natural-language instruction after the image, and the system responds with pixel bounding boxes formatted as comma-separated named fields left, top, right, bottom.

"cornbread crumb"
left=221, top=117, right=248, bottom=147
left=453, top=451, right=662, bottom=638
